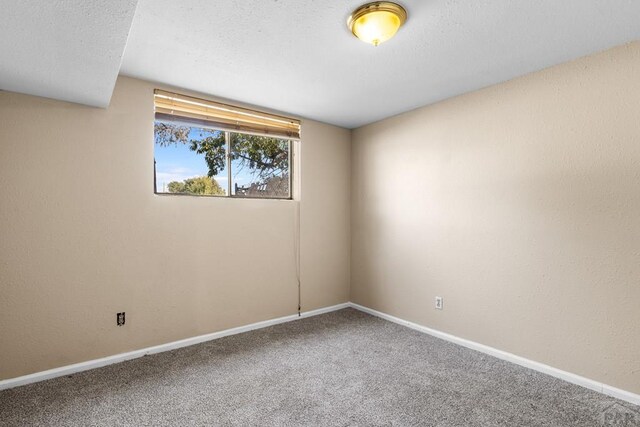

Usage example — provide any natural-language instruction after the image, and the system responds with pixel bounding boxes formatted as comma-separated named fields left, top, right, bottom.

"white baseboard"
left=3, top=301, right=638, bottom=408
left=0, top=302, right=350, bottom=391
left=348, top=302, right=640, bottom=407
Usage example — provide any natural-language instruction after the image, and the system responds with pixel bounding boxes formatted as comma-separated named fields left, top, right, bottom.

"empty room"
left=0, top=0, right=639, bottom=425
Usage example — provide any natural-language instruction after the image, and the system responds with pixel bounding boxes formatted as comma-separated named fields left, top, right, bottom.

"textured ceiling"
left=1, top=1, right=639, bottom=127
left=121, top=0, right=640, bottom=128
left=0, top=0, right=138, bottom=107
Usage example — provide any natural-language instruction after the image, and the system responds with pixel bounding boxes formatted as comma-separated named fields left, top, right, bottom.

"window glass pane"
left=230, top=133, right=290, bottom=199
left=154, top=121, right=227, bottom=196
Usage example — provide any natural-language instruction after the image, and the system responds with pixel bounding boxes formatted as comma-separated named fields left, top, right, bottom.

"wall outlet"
left=435, top=297, right=443, bottom=310
left=117, top=312, right=125, bottom=326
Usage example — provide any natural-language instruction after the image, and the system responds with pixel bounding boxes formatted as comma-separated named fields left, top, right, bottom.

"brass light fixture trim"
left=347, top=1, right=408, bottom=46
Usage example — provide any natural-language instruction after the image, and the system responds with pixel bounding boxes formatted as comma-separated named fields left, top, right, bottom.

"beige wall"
left=351, top=42, right=640, bottom=394
left=300, top=120, right=351, bottom=310
left=0, top=76, right=350, bottom=380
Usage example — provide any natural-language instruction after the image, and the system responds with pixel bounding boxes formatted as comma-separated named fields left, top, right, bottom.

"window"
left=153, top=90, right=299, bottom=199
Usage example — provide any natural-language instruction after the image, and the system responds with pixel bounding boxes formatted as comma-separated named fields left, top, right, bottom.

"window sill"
left=154, top=192, right=294, bottom=201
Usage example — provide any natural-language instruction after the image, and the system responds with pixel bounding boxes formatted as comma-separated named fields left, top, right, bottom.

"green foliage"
left=229, top=133, right=289, bottom=181
left=167, top=176, right=225, bottom=196
left=154, top=122, right=190, bottom=146
left=189, top=133, right=226, bottom=177
left=166, top=181, right=185, bottom=193
left=154, top=122, right=289, bottom=180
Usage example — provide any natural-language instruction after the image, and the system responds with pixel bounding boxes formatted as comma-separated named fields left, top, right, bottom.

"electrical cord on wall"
left=294, top=200, right=301, bottom=316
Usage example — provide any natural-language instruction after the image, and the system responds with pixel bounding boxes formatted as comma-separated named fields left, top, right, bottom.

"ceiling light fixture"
left=347, top=2, right=407, bottom=47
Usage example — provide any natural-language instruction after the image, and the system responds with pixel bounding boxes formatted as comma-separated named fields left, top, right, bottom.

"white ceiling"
left=120, top=0, right=640, bottom=128
left=0, top=0, right=138, bottom=107
left=1, top=1, right=639, bottom=128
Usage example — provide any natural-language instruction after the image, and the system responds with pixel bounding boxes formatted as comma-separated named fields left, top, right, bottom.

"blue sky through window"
left=154, top=126, right=262, bottom=194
